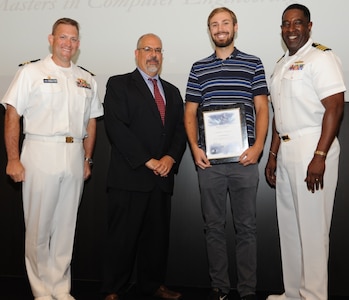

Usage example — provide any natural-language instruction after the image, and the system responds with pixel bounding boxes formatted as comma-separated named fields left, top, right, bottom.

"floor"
left=0, top=277, right=346, bottom=300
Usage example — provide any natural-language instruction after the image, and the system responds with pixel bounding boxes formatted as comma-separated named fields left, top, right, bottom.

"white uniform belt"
left=25, top=134, right=83, bottom=143
left=279, top=127, right=321, bottom=142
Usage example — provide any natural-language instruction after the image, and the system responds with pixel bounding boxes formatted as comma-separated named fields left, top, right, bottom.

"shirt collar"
left=285, top=38, right=313, bottom=59
left=211, top=47, right=239, bottom=61
left=137, top=67, right=160, bottom=82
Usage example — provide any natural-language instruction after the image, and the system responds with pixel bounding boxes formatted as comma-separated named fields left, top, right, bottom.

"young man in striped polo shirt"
left=184, top=7, right=269, bottom=300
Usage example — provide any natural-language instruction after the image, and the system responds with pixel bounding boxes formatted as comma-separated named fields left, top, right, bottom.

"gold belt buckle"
left=281, top=135, right=290, bottom=142
left=65, top=136, right=74, bottom=143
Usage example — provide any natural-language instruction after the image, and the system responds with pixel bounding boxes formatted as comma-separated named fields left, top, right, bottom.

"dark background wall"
left=0, top=103, right=348, bottom=296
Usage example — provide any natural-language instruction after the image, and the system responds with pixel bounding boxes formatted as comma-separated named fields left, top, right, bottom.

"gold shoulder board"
left=312, top=43, right=331, bottom=51
left=78, top=65, right=95, bottom=76
left=18, top=59, right=40, bottom=67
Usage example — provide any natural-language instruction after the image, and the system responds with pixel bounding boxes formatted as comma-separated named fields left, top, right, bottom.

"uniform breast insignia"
left=76, top=78, right=91, bottom=89
left=289, top=61, right=305, bottom=71
left=18, top=59, right=40, bottom=67
left=78, top=65, right=95, bottom=76
left=312, top=43, right=331, bottom=51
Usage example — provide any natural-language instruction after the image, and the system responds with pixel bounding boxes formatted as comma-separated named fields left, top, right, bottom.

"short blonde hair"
left=207, top=7, right=237, bottom=27
left=52, top=18, right=79, bottom=35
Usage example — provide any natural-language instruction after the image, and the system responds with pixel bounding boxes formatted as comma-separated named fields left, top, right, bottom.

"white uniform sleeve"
left=1, top=67, right=30, bottom=116
left=312, top=51, right=346, bottom=100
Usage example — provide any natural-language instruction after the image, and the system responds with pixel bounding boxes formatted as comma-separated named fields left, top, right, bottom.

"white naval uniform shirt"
left=1, top=54, right=103, bottom=137
left=1, top=56, right=103, bottom=298
left=270, top=38, right=346, bottom=136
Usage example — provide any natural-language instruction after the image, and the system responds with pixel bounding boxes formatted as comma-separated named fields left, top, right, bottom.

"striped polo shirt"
left=185, top=47, right=269, bottom=146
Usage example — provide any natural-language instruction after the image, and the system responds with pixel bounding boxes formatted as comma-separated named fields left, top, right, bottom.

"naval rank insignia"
left=312, top=43, right=331, bottom=51
left=18, top=59, right=40, bottom=67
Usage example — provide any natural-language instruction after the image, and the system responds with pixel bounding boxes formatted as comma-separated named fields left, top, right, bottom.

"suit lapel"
left=132, top=69, right=166, bottom=126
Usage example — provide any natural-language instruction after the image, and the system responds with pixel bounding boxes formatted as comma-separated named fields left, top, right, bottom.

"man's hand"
left=192, top=146, right=211, bottom=170
left=239, top=145, right=262, bottom=166
left=6, top=159, right=25, bottom=182
left=83, top=161, right=92, bottom=180
left=304, top=155, right=325, bottom=193
left=146, top=155, right=175, bottom=177
left=265, top=155, right=277, bottom=187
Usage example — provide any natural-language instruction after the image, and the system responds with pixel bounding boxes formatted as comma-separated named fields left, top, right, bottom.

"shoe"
left=241, top=294, right=256, bottom=300
left=208, top=288, right=228, bottom=300
left=154, top=285, right=182, bottom=299
left=104, top=294, right=119, bottom=300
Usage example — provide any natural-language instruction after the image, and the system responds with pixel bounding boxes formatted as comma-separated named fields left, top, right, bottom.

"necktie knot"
left=149, top=78, right=166, bottom=124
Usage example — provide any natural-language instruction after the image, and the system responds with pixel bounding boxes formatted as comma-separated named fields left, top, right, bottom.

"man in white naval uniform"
left=1, top=18, right=104, bottom=300
left=265, top=4, right=345, bottom=300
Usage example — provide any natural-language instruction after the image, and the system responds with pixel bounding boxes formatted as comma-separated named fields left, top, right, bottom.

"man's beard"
left=213, top=34, right=234, bottom=48
left=147, top=65, right=159, bottom=73
left=147, top=58, right=159, bottom=73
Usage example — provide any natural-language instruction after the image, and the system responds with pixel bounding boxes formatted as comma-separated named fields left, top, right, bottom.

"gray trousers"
left=198, top=163, right=259, bottom=296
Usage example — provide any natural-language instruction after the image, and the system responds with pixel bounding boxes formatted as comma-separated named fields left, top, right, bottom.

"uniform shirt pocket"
left=74, top=87, right=93, bottom=115
left=282, top=69, right=304, bottom=100
left=40, top=83, right=63, bottom=110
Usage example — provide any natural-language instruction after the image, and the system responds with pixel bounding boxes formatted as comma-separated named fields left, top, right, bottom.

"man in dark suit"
left=101, top=33, right=186, bottom=300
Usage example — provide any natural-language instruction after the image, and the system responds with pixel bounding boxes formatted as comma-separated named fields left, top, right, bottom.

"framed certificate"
left=198, top=104, right=249, bottom=164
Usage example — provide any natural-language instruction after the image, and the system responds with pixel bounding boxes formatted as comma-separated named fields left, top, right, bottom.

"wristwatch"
left=84, top=157, right=93, bottom=166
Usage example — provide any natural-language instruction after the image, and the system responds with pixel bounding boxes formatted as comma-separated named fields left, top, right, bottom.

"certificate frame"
left=198, top=104, right=249, bottom=164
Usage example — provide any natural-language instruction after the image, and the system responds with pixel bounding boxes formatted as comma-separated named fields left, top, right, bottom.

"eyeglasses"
left=137, top=47, right=163, bottom=54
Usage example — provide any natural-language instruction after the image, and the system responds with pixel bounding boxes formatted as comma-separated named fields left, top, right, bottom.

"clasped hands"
left=146, top=155, right=174, bottom=177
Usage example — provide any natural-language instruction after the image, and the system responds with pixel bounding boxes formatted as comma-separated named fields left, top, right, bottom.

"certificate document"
left=198, top=104, right=249, bottom=164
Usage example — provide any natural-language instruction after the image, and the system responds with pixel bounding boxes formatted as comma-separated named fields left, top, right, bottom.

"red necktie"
left=149, top=78, right=166, bottom=124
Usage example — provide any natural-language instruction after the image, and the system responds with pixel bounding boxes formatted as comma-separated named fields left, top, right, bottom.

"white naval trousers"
left=20, top=136, right=84, bottom=299
left=274, top=131, right=339, bottom=300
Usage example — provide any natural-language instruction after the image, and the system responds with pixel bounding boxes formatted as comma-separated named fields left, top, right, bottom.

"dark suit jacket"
left=104, top=69, right=186, bottom=194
